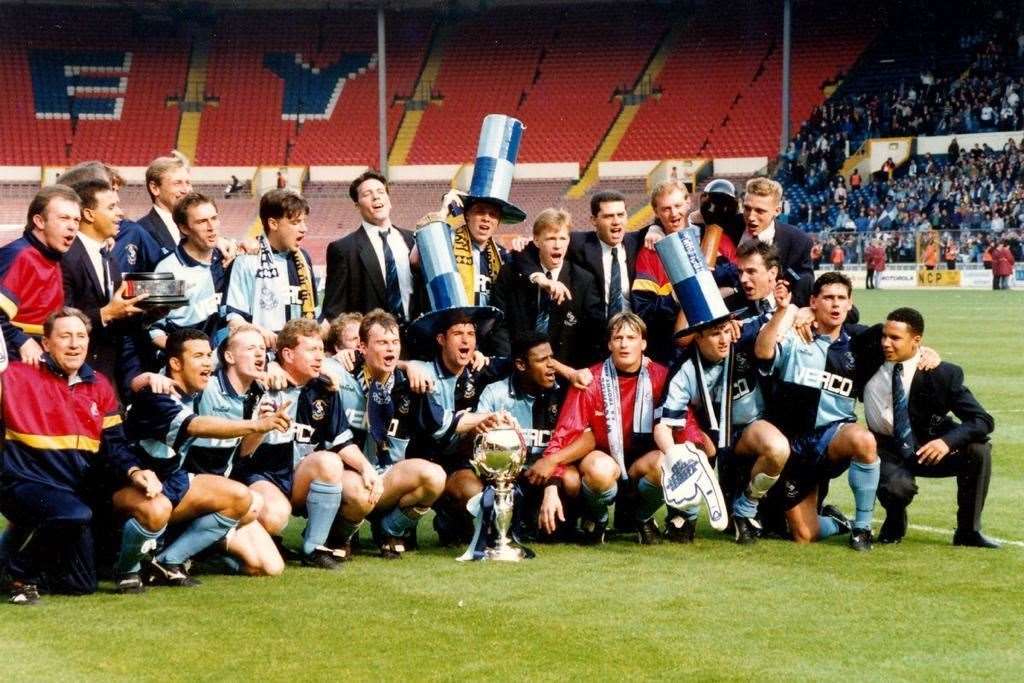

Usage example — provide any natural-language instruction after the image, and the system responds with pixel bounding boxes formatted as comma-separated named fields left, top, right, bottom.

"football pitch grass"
left=1, top=290, right=1022, bottom=681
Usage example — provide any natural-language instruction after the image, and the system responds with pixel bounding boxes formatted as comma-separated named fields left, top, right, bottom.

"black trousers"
left=875, top=438, right=992, bottom=533
left=0, top=480, right=97, bottom=594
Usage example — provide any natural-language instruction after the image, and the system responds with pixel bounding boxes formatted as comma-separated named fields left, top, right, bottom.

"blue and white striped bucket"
left=655, top=227, right=735, bottom=335
left=462, top=114, right=527, bottom=224
left=409, top=220, right=502, bottom=339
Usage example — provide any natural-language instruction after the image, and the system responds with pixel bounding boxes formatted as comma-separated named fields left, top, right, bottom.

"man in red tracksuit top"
left=525, top=312, right=669, bottom=544
left=0, top=308, right=157, bottom=605
left=0, top=185, right=81, bottom=366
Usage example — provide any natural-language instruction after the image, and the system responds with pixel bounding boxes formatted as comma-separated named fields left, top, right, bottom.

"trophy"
left=469, top=427, right=529, bottom=562
left=123, top=272, right=189, bottom=309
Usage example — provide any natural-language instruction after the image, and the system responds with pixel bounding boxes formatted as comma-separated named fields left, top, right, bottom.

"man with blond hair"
left=137, top=152, right=193, bottom=251
left=738, top=177, right=814, bottom=306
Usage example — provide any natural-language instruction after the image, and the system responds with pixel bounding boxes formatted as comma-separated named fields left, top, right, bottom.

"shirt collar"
left=886, top=351, right=921, bottom=372
left=176, top=243, right=220, bottom=268
left=42, top=353, right=95, bottom=384
left=154, top=204, right=176, bottom=232
left=216, top=366, right=241, bottom=398
left=361, top=221, right=393, bottom=236
left=745, top=223, right=776, bottom=245
left=77, top=231, right=107, bottom=256
left=23, top=229, right=64, bottom=262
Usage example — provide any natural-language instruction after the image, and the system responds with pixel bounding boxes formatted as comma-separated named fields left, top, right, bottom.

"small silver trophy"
left=469, top=427, right=529, bottom=562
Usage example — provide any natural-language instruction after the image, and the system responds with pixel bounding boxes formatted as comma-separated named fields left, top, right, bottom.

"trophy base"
left=484, top=545, right=528, bottom=562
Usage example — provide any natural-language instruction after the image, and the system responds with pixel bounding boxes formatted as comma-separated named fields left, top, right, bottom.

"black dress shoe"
left=878, top=508, right=907, bottom=544
left=952, top=530, right=1001, bottom=549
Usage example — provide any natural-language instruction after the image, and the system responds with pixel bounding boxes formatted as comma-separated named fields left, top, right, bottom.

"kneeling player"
left=656, top=319, right=789, bottom=544
left=183, top=324, right=289, bottom=576
left=527, top=313, right=669, bottom=544
left=477, top=331, right=575, bottom=540
left=328, top=310, right=447, bottom=558
left=112, top=329, right=291, bottom=590
left=408, top=315, right=513, bottom=544
left=755, top=273, right=879, bottom=550
left=231, top=319, right=367, bottom=570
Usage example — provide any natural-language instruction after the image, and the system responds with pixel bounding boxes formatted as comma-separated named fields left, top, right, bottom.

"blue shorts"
left=789, top=421, right=852, bottom=466
left=232, top=468, right=293, bottom=500
left=161, top=470, right=193, bottom=507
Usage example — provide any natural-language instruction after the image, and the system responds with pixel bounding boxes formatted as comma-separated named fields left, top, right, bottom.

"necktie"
left=891, top=362, right=917, bottom=461
left=608, top=247, right=624, bottom=317
left=536, top=270, right=552, bottom=333
left=477, top=247, right=492, bottom=305
left=98, top=246, right=111, bottom=300
left=380, top=230, right=404, bottom=321
left=759, top=298, right=773, bottom=315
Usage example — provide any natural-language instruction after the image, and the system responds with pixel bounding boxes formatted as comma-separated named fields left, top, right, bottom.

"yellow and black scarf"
left=452, top=226, right=502, bottom=305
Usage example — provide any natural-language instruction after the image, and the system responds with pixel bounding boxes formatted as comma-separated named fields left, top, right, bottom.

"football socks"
left=302, top=480, right=342, bottom=556
left=848, top=460, right=880, bottom=531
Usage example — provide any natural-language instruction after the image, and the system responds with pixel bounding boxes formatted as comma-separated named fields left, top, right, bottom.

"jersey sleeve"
left=769, top=328, right=798, bottom=374
left=224, top=255, right=255, bottom=323
left=127, top=390, right=196, bottom=453
left=0, top=247, right=29, bottom=351
left=317, top=391, right=355, bottom=452
left=98, top=381, right=138, bottom=476
left=543, top=383, right=592, bottom=457
left=659, top=364, right=694, bottom=428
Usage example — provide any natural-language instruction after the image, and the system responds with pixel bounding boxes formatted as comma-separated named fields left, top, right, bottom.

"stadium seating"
left=0, top=7, right=188, bottom=166
left=615, top=1, right=877, bottom=160
left=197, top=9, right=433, bottom=166
left=407, top=4, right=672, bottom=166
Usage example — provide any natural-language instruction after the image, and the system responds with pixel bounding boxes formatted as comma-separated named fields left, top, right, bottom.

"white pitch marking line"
left=898, top=523, right=1024, bottom=548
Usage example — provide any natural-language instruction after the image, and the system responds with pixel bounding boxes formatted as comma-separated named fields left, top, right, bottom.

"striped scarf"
left=453, top=226, right=502, bottom=305
left=599, top=357, right=653, bottom=481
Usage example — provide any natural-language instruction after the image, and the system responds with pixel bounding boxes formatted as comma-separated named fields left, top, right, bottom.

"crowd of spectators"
left=776, top=13, right=1024, bottom=192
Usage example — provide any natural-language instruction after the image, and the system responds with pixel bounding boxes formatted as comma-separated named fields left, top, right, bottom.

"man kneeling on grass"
left=112, top=328, right=291, bottom=591
left=526, top=312, right=669, bottom=545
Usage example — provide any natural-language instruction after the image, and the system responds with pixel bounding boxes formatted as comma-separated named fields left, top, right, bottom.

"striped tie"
left=891, top=362, right=917, bottom=461
left=608, top=247, right=624, bottom=317
left=380, top=229, right=404, bottom=321
left=535, top=270, right=552, bottom=333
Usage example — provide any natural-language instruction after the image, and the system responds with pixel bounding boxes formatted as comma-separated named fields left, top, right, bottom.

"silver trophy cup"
left=471, top=427, right=528, bottom=562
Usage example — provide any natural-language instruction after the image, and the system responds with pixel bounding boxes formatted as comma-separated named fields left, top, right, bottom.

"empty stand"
left=197, top=9, right=432, bottom=166
left=0, top=7, right=187, bottom=166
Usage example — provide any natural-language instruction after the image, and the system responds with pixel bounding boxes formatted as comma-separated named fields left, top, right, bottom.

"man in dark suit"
left=321, top=171, right=419, bottom=329
left=490, top=208, right=605, bottom=375
left=61, top=179, right=153, bottom=398
left=735, top=177, right=815, bottom=307
left=859, top=307, right=997, bottom=548
left=136, top=153, right=193, bottom=252
left=516, top=190, right=646, bottom=327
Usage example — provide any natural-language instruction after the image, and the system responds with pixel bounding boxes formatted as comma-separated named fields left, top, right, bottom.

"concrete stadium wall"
left=916, top=130, right=1024, bottom=155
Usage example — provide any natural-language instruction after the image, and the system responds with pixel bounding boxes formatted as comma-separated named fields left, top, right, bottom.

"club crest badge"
left=258, top=286, right=279, bottom=311
left=311, top=399, right=326, bottom=421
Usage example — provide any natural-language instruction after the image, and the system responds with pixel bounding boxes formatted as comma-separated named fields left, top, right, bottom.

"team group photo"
left=0, top=0, right=1021, bottom=680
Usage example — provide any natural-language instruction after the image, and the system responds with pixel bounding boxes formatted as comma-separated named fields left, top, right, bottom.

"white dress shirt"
left=599, top=240, right=630, bottom=309
left=362, top=222, right=413, bottom=317
left=740, top=222, right=776, bottom=248
left=864, top=351, right=920, bottom=436
left=77, top=232, right=111, bottom=299
left=154, top=204, right=181, bottom=246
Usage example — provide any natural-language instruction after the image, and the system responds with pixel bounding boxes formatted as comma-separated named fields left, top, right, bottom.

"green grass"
left=2, top=290, right=1023, bottom=682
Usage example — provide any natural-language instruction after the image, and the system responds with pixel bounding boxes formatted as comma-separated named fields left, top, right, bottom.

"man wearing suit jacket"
left=136, top=153, right=193, bottom=252
left=321, top=171, right=418, bottom=328
left=859, top=307, right=998, bottom=548
left=61, top=179, right=150, bottom=395
left=735, top=177, right=815, bottom=307
left=517, top=190, right=646, bottom=329
left=490, top=208, right=605, bottom=375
